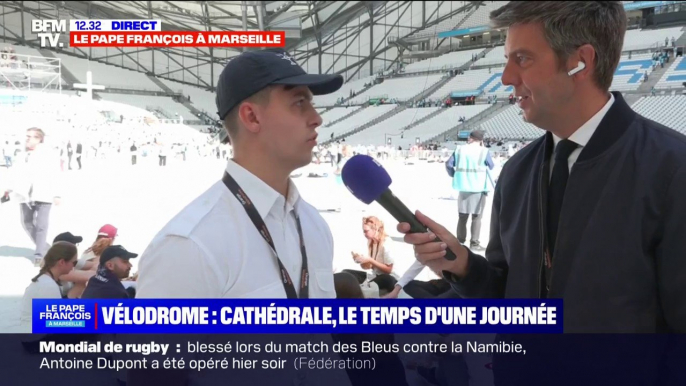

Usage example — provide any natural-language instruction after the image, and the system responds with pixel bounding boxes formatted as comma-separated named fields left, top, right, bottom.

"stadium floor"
left=0, top=154, right=494, bottom=332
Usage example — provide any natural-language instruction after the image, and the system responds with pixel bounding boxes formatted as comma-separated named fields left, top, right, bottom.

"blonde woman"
left=343, top=216, right=399, bottom=294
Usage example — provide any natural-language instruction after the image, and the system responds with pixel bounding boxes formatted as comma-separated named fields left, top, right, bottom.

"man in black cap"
left=53, top=232, right=83, bottom=245
left=81, top=245, right=137, bottom=299
left=137, top=49, right=344, bottom=300
left=445, top=129, right=494, bottom=251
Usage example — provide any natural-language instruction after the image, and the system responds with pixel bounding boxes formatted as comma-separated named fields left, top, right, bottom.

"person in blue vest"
left=81, top=245, right=137, bottom=299
left=445, top=130, right=494, bottom=251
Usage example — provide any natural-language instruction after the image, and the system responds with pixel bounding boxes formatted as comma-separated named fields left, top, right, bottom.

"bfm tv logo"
left=39, top=303, right=92, bottom=328
left=32, top=20, right=67, bottom=48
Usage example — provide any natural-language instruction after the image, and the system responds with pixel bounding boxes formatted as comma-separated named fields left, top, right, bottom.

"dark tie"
left=547, top=139, right=578, bottom=258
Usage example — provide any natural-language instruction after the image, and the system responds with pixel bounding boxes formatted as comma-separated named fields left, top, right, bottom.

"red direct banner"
left=70, top=31, right=285, bottom=47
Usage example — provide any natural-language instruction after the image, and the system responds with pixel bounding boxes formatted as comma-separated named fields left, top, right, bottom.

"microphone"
left=341, top=154, right=457, bottom=261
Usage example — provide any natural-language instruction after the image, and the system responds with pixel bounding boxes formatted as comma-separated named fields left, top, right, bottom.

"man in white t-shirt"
left=136, top=50, right=344, bottom=300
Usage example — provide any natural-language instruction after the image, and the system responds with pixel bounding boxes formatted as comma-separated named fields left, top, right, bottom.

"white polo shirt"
left=136, top=160, right=336, bottom=299
left=21, top=274, right=62, bottom=327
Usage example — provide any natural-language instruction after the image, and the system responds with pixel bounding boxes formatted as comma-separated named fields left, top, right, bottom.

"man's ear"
left=568, top=44, right=595, bottom=80
left=237, top=102, right=262, bottom=135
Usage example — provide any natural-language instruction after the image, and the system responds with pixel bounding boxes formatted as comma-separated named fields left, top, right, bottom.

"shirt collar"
left=552, top=93, right=615, bottom=148
left=225, top=159, right=301, bottom=221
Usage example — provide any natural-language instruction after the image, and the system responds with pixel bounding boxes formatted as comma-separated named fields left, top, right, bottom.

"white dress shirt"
left=550, top=93, right=614, bottom=178
left=136, top=160, right=336, bottom=299
left=5, top=145, right=62, bottom=203
left=396, top=260, right=426, bottom=289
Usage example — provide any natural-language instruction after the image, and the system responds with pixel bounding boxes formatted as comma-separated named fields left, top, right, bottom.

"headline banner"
left=69, top=31, right=285, bottom=47
left=33, top=299, right=563, bottom=334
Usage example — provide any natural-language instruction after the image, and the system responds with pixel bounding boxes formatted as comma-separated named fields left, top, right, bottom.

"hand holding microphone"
left=341, top=155, right=469, bottom=276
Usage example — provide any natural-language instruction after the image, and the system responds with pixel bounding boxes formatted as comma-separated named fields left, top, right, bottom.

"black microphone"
left=341, top=155, right=456, bottom=261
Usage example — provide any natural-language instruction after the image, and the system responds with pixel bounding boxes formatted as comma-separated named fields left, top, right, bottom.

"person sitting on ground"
left=76, top=224, right=118, bottom=270
left=342, top=216, right=399, bottom=296
left=20, top=241, right=78, bottom=326
left=333, top=272, right=410, bottom=386
left=52, top=231, right=96, bottom=299
left=81, top=245, right=138, bottom=299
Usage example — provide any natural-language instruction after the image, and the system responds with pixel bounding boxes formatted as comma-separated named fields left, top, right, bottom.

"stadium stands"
left=631, top=95, right=686, bottom=135
left=54, top=52, right=163, bottom=91
left=656, top=56, right=686, bottom=89
left=610, top=54, right=656, bottom=91
left=156, top=77, right=215, bottom=114
left=458, top=1, right=509, bottom=30
left=623, top=27, right=684, bottom=52
left=480, top=105, right=543, bottom=140
left=403, top=48, right=484, bottom=73
left=473, top=45, right=506, bottom=67
left=320, top=106, right=362, bottom=126
left=398, top=104, right=491, bottom=147
left=428, top=68, right=512, bottom=100
left=352, top=75, right=444, bottom=104
left=98, top=93, right=196, bottom=121
left=409, top=8, right=471, bottom=39
left=313, top=75, right=376, bottom=107
left=318, top=104, right=397, bottom=139
left=344, top=107, right=441, bottom=146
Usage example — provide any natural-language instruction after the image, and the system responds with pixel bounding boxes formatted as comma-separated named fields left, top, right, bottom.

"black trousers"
left=76, top=155, right=82, bottom=169
left=343, top=269, right=398, bottom=293
left=403, top=279, right=461, bottom=299
left=131, top=155, right=137, bottom=165
left=158, top=155, right=166, bottom=166
left=20, top=202, right=52, bottom=261
left=457, top=213, right=483, bottom=245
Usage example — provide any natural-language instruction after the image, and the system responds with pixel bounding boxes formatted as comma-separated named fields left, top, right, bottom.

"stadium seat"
left=344, top=107, right=441, bottom=146
left=631, top=95, right=686, bottom=135
left=403, top=49, right=485, bottom=74
left=480, top=105, right=543, bottom=140
left=351, top=75, right=444, bottom=104
left=318, top=104, right=397, bottom=139
left=656, top=56, right=686, bottom=89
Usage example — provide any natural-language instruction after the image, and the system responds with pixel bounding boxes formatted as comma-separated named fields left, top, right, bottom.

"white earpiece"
left=567, top=61, right=586, bottom=76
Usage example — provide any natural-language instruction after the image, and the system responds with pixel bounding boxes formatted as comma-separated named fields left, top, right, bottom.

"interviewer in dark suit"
left=398, top=1, right=686, bottom=334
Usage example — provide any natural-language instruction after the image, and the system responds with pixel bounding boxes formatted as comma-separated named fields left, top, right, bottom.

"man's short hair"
left=222, top=86, right=275, bottom=143
left=490, top=1, right=626, bottom=91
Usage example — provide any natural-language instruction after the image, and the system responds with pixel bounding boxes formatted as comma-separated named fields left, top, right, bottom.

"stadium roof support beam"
left=255, top=2, right=266, bottom=31
left=91, top=48, right=154, bottom=61
left=156, top=50, right=211, bottom=88
left=324, top=23, right=366, bottom=74
left=148, top=0, right=155, bottom=74
left=202, top=1, right=215, bottom=86
left=208, top=2, right=258, bottom=29
left=266, top=1, right=295, bottom=25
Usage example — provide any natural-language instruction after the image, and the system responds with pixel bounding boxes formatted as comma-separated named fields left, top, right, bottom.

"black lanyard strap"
left=222, top=172, right=309, bottom=299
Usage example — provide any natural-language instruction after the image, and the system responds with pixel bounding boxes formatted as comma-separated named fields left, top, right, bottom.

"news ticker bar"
left=33, top=299, right=563, bottom=334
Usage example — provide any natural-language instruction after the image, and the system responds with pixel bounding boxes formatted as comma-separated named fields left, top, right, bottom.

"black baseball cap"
left=100, top=245, right=138, bottom=266
left=216, top=49, right=343, bottom=120
left=53, top=232, right=83, bottom=244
